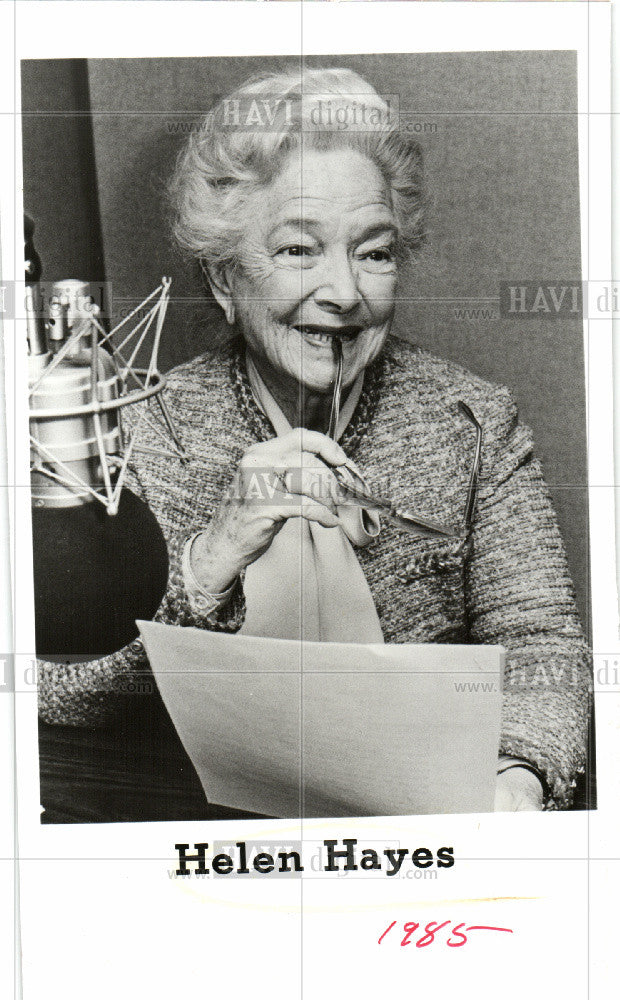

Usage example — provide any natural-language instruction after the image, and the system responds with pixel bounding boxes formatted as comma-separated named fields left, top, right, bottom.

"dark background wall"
left=21, top=52, right=590, bottom=627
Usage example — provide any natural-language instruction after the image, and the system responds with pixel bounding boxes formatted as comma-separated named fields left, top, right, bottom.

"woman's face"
left=228, top=147, right=399, bottom=395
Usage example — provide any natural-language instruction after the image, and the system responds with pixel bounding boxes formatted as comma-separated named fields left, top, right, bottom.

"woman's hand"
left=189, top=428, right=348, bottom=594
left=494, top=766, right=544, bottom=811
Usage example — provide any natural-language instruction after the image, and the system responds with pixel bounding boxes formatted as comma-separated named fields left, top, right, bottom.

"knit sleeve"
left=464, top=388, right=592, bottom=809
left=157, top=530, right=246, bottom=631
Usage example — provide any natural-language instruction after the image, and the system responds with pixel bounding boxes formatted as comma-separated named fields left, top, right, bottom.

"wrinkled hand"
left=494, top=766, right=544, bottom=812
left=190, top=428, right=347, bottom=594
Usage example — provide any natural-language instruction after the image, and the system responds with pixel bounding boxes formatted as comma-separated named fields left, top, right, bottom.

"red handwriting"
left=378, top=920, right=513, bottom=949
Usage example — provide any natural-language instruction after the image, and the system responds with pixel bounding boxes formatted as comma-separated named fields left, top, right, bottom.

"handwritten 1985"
left=378, top=920, right=513, bottom=949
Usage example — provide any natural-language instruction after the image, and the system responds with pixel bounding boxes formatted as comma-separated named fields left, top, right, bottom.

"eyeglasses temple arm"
left=458, top=400, right=483, bottom=533
left=327, top=338, right=344, bottom=440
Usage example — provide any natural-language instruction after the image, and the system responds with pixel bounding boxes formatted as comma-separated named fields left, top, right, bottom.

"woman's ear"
left=202, top=262, right=236, bottom=326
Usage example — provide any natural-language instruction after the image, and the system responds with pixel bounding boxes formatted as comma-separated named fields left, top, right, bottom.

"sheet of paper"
left=139, top=621, right=503, bottom=817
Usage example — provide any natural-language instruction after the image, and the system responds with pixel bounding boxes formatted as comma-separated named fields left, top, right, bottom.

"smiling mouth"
left=294, top=324, right=363, bottom=343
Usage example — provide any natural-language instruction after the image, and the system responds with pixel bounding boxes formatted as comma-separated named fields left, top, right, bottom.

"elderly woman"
left=38, top=67, right=592, bottom=812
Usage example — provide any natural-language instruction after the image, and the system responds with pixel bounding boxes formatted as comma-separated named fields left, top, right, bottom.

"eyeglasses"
left=457, top=400, right=482, bottom=534
left=328, top=339, right=483, bottom=540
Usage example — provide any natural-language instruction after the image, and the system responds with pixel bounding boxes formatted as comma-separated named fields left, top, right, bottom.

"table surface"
left=39, top=689, right=265, bottom=824
left=38, top=690, right=596, bottom=823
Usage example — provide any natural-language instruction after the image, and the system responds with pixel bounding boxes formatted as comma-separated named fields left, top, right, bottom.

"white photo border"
left=1, top=3, right=615, bottom=999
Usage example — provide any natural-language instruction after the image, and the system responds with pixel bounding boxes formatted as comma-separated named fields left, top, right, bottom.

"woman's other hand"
left=494, top=766, right=544, bottom=811
left=189, top=428, right=347, bottom=594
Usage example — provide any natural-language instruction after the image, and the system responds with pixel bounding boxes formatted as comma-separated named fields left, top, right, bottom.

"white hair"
left=169, top=66, right=425, bottom=270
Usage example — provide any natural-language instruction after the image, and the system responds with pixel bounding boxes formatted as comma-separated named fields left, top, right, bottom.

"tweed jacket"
left=37, top=337, right=592, bottom=808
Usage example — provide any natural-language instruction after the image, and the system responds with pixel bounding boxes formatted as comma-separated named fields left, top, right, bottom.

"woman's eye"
left=357, top=247, right=396, bottom=274
left=277, top=245, right=313, bottom=257
left=364, top=248, right=393, bottom=262
left=275, top=245, right=317, bottom=267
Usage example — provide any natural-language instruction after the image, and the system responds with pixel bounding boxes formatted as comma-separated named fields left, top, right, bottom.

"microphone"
left=26, top=216, right=186, bottom=661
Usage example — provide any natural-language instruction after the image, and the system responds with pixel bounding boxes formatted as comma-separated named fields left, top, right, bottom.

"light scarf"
left=241, top=355, right=384, bottom=643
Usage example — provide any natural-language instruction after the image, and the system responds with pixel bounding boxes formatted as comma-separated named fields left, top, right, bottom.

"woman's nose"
left=313, top=253, right=362, bottom=313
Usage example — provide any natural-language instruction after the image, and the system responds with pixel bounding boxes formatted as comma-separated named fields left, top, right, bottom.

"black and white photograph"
left=3, top=3, right=617, bottom=1000
left=19, top=47, right=596, bottom=823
